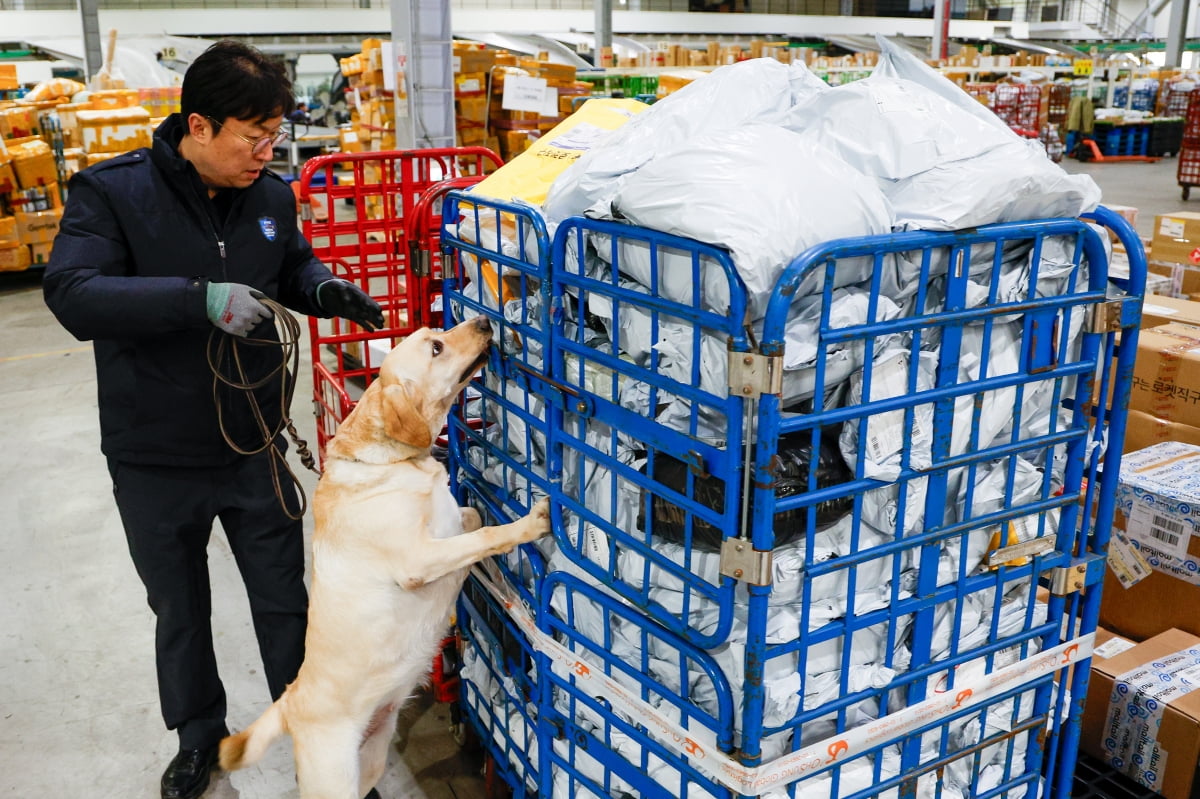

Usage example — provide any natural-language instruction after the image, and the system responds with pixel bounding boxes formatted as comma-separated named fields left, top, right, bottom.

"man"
left=43, top=41, right=384, bottom=799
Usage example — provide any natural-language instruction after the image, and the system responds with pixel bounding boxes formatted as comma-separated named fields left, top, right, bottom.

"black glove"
left=317, top=279, right=384, bottom=331
left=206, top=282, right=272, bottom=337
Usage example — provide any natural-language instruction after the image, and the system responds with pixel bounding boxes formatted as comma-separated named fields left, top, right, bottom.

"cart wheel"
left=1184, top=186, right=1191, bottom=201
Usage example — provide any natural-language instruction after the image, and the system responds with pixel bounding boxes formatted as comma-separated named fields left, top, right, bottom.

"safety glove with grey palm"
left=316, top=279, right=384, bottom=331
left=206, top=282, right=273, bottom=337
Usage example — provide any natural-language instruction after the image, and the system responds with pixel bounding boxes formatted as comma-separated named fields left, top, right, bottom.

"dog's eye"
left=431, top=340, right=443, bottom=357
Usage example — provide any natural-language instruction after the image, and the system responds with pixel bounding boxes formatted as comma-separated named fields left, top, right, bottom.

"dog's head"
left=372, top=315, right=493, bottom=450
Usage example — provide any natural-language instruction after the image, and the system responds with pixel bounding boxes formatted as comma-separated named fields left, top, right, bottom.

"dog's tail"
left=219, top=699, right=286, bottom=771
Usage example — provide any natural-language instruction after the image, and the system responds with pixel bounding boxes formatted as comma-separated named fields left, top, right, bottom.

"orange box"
left=76, top=106, right=153, bottom=154
left=0, top=215, right=16, bottom=246
left=0, top=243, right=31, bottom=272
left=88, top=89, right=140, bottom=110
left=15, top=207, right=62, bottom=245
left=0, top=105, right=39, bottom=139
left=28, top=241, right=53, bottom=265
left=0, top=64, right=17, bottom=91
left=10, top=138, right=59, bottom=190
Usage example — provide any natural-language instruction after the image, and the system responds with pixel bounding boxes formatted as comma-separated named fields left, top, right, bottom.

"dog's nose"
left=472, top=315, right=492, bottom=334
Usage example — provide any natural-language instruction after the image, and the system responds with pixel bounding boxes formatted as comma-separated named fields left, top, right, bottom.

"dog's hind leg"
left=358, top=702, right=399, bottom=798
left=294, top=724, right=362, bottom=799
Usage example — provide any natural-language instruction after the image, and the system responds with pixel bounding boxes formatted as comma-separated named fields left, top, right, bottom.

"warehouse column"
left=1164, top=0, right=1190, bottom=69
left=77, top=0, right=103, bottom=82
left=389, top=0, right=454, bottom=149
left=931, top=0, right=950, bottom=61
left=595, top=0, right=613, bottom=65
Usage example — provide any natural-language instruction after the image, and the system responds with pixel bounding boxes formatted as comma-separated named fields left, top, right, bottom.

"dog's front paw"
left=520, top=497, right=552, bottom=542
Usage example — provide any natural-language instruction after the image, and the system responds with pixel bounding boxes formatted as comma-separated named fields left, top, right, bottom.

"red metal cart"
left=298, top=147, right=502, bottom=463
left=1180, top=90, right=1200, bottom=200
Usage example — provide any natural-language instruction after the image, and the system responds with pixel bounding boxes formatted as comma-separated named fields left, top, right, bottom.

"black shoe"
left=161, top=746, right=218, bottom=799
left=364, top=790, right=381, bottom=799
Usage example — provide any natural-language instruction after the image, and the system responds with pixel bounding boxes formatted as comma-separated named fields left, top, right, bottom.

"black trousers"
left=108, top=451, right=308, bottom=750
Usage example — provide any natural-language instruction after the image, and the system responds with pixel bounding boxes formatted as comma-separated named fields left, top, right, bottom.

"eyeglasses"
left=204, top=115, right=290, bottom=156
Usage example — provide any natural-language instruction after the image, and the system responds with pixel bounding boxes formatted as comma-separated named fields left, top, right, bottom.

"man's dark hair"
left=181, top=40, right=295, bottom=125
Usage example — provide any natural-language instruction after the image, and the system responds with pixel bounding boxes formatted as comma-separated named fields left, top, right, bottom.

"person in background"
left=288, top=101, right=312, bottom=125
left=43, top=40, right=384, bottom=799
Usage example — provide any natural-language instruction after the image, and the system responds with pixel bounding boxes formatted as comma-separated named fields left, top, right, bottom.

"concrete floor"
left=0, top=154, right=1194, bottom=798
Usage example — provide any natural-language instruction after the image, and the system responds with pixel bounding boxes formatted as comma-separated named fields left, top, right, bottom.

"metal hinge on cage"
left=1087, top=296, right=1139, bottom=334
left=1047, top=553, right=1106, bottom=595
left=720, top=539, right=773, bottom=586
left=728, top=351, right=783, bottom=398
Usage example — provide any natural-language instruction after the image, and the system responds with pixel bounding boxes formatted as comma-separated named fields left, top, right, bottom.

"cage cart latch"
left=720, top=539, right=773, bottom=586
left=728, top=351, right=783, bottom=398
left=1047, top=552, right=1106, bottom=596
left=1087, top=296, right=1138, bottom=335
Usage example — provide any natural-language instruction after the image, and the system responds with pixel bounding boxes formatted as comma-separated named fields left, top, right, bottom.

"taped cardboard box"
left=0, top=150, right=14, bottom=193
left=1123, top=409, right=1200, bottom=454
left=10, top=138, right=58, bottom=190
left=1081, top=628, right=1200, bottom=799
left=1142, top=294, right=1200, bottom=329
left=0, top=215, right=17, bottom=246
left=0, top=106, right=38, bottom=139
left=29, top=241, right=52, bottom=265
left=0, top=243, right=31, bottom=272
left=1100, top=442, right=1200, bottom=642
left=15, top=207, right=62, bottom=245
left=1128, top=323, right=1200, bottom=423
left=76, top=106, right=152, bottom=155
left=1151, top=212, right=1200, bottom=297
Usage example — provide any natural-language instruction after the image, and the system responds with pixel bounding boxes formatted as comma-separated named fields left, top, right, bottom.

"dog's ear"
left=381, top=384, right=433, bottom=449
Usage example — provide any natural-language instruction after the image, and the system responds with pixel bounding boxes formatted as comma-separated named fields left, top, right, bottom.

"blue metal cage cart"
left=442, top=197, right=1146, bottom=799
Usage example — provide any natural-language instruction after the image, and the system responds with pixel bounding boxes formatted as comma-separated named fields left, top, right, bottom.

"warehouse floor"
left=0, top=155, right=1192, bottom=799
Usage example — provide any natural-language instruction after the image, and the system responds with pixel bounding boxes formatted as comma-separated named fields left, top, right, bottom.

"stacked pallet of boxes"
left=452, top=43, right=495, bottom=151
left=337, top=38, right=402, bottom=159
left=488, top=58, right=581, bottom=162
left=0, top=99, right=63, bottom=271
left=1071, top=278, right=1200, bottom=799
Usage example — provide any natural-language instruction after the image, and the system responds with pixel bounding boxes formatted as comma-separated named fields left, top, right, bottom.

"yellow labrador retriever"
left=219, top=315, right=550, bottom=798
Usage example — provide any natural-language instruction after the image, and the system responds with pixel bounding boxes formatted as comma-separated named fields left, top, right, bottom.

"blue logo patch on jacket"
left=259, top=216, right=277, bottom=241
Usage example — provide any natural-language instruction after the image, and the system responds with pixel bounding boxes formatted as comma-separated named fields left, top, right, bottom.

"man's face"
left=189, top=113, right=285, bottom=191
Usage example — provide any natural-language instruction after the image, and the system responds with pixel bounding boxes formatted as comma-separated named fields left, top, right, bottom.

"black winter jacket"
left=43, top=115, right=334, bottom=466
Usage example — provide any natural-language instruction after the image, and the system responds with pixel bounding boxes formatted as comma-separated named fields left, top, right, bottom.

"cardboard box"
left=89, top=89, right=140, bottom=110
left=15, top=208, right=62, bottom=245
left=0, top=215, right=15, bottom=247
left=10, top=138, right=58, bottom=190
left=0, top=63, right=17, bottom=91
left=1123, top=409, right=1200, bottom=454
left=1128, top=323, right=1200, bottom=423
left=28, top=241, right=52, bottom=265
left=454, top=49, right=497, bottom=75
left=1101, top=442, right=1200, bottom=641
left=0, top=105, right=39, bottom=139
left=0, top=243, right=31, bottom=272
left=1151, top=212, right=1200, bottom=297
left=1142, top=294, right=1200, bottom=329
left=76, top=106, right=153, bottom=155
left=0, top=151, right=14, bottom=193
left=1081, top=628, right=1200, bottom=799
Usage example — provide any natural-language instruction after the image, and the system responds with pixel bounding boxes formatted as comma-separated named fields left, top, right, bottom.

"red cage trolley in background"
left=298, top=147, right=502, bottom=463
left=1180, top=90, right=1200, bottom=200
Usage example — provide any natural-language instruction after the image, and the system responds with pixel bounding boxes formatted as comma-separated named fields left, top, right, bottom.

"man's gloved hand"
left=206, top=282, right=273, bottom=337
left=317, top=279, right=384, bottom=331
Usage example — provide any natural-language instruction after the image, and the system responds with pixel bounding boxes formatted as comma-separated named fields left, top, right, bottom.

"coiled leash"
left=206, top=297, right=320, bottom=521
